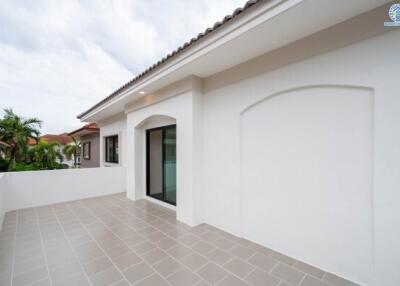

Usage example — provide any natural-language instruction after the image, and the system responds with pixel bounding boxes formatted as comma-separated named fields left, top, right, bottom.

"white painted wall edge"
left=3, top=167, right=126, bottom=212
left=0, top=173, right=7, bottom=232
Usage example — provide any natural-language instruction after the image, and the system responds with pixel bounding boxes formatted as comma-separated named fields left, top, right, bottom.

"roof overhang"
left=79, top=0, right=391, bottom=122
left=69, top=127, right=99, bottom=138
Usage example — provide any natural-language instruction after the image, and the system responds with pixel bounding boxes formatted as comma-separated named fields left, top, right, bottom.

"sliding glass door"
left=146, top=125, right=176, bottom=205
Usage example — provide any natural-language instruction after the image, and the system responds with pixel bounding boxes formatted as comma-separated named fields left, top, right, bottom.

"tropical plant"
left=63, top=137, right=80, bottom=168
left=29, top=140, right=64, bottom=169
left=0, top=108, right=42, bottom=170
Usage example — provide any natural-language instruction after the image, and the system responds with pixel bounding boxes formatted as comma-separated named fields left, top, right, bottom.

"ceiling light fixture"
left=138, top=91, right=146, bottom=95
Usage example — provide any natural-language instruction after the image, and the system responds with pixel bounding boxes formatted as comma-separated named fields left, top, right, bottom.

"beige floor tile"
left=248, top=253, right=279, bottom=272
left=323, top=273, right=359, bottom=286
left=271, top=263, right=305, bottom=285
left=130, top=241, right=157, bottom=255
left=29, top=278, right=51, bottom=286
left=83, top=256, right=113, bottom=275
left=111, top=280, right=130, bottom=286
left=167, top=268, right=201, bottom=286
left=198, top=231, right=220, bottom=242
left=167, top=244, right=193, bottom=259
left=179, top=252, right=209, bottom=271
left=270, top=252, right=296, bottom=266
left=1, top=195, right=360, bottom=286
left=13, top=255, right=46, bottom=275
left=223, top=258, right=254, bottom=278
left=191, top=240, right=216, bottom=254
left=300, top=275, right=332, bottom=286
left=12, top=266, right=48, bottom=286
left=178, top=234, right=200, bottom=246
left=112, top=251, right=142, bottom=270
left=245, top=269, right=280, bottom=286
left=77, top=247, right=104, bottom=264
left=213, top=238, right=237, bottom=251
left=206, top=249, right=233, bottom=265
left=196, top=262, right=229, bottom=285
left=218, top=275, right=251, bottom=286
left=294, top=261, right=325, bottom=279
left=123, top=262, right=154, bottom=284
left=104, top=244, right=131, bottom=259
left=49, top=260, right=83, bottom=283
left=155, top=237, right=179, bottom=250
left=146, top=231, right=167, bottom=243
left=89, top=266, right=123, bottom=286
left=153, top=257, right=182, bottom=277
left=230, top=245, right=256, bottom=260
left=136, top=273, right=169, bottom=286
left=98, top=237, right=124, bottom=250
left=54, top=273, right=90, bottom=286
left=141, top=248, right=168, bottom=265
left=123, top=234, right=145, bottom=246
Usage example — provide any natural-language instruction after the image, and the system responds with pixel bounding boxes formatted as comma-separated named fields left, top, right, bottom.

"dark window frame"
left=105, top=135, right=119, bottom=163
left=82, top=141, right=91, bottom=160
left=146, top=124, right=176, bottom=206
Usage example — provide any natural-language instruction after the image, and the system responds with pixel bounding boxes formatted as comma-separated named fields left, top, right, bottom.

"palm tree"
left=0, top=108, right=42, bottom=170
left=31, top=140, right=64, bottom=169
left=63, top=137, right=80, bottom=168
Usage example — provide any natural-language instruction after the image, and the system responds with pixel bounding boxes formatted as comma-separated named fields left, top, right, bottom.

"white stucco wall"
left=125, top=86, right=203, bottom=226
left=201, top=30, right=400, bottom=286
left=0, top=173, right=8, bottom=231
left=100, top=29, right=399, bottom=285
left=2, top=167, right=126, bottom=212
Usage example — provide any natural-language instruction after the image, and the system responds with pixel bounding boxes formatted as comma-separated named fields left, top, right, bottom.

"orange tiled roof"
left=28, top=133, right=73, bottom=145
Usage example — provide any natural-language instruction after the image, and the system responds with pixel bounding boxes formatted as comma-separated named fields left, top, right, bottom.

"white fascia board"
left=79, top=0, right=298, bottom=121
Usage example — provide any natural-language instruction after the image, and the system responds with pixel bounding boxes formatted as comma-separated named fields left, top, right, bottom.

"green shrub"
left=10, top=162, right=67, bottom=172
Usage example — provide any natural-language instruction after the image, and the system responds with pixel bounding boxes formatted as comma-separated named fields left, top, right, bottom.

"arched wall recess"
left=239, top=85, right=375, bottom=285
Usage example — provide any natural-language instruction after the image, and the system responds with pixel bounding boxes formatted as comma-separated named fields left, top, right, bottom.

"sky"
left=0, top=0, right=245, bottom=134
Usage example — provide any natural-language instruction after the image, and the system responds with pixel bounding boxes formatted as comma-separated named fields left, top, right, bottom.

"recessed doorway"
left=146, top=124, right=176, bottom=205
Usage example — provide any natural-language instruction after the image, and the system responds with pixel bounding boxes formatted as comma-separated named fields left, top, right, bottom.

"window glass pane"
left=105, top=135, right=118, bottom=163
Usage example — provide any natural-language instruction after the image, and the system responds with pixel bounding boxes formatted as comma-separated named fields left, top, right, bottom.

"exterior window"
left=82, top=142, right=91, bottom=160
left=105, top=135, right=118, bottom=163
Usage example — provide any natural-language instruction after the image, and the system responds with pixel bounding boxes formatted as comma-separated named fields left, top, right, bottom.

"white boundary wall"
left=0, top=173, right=8, bottom=231
left=0, top=167, right=126, bottom=224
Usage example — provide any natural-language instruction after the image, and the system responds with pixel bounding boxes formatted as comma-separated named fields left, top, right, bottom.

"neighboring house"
left=29, top=133, right=74, bottom=167
left=76, top=1, right=399, bottom=286
left=68, top=123, right=100, bottom=168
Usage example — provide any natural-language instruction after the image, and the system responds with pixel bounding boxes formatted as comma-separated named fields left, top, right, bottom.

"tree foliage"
left=0, top=108, right=67, bottom=172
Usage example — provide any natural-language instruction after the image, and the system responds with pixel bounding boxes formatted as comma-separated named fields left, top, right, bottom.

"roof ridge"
left=78, top=0, right=263, bottom=119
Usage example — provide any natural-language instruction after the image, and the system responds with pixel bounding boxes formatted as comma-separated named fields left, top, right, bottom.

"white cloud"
left=0, top=0, right=245, bottom=134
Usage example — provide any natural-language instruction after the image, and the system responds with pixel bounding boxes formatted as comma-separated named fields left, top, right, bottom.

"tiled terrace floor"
left=0, top=193, right=358, bottom=286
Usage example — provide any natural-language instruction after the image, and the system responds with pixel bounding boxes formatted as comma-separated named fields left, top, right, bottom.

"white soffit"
left=82, top=0, right=390, bottom=122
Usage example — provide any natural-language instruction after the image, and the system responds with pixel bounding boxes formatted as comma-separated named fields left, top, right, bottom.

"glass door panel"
left=148, top=130, right=163, bottom=200
left=164, top=127, right=176, bottom=204
left=146, top=125, right=176, bottom=205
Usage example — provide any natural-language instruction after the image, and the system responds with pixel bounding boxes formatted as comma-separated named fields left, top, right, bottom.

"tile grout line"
left=51, top=204, right=95, bottom=286
left=85, top=198, right=178, bottom=286
left=107, top=196, right=258, bottom=286
left=74, top=199, right=162, bottom=286
left=105, top=196, right=220, bottom=285
left=34, top=208, right=54, bottom=286
left=102, top=197, right=206, bottom=284
left=10, top=210, right=19, bottom=286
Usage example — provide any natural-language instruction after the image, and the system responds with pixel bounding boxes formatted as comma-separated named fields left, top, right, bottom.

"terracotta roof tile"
left=29, top=134, right=73, bottom=145
left=77, top=0, right=263, bottom=119
left=68, top=123, right=99, bottom=136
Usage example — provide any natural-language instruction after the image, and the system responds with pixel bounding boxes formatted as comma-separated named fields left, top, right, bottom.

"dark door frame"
left=146, top=124, right=176, bottom=206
